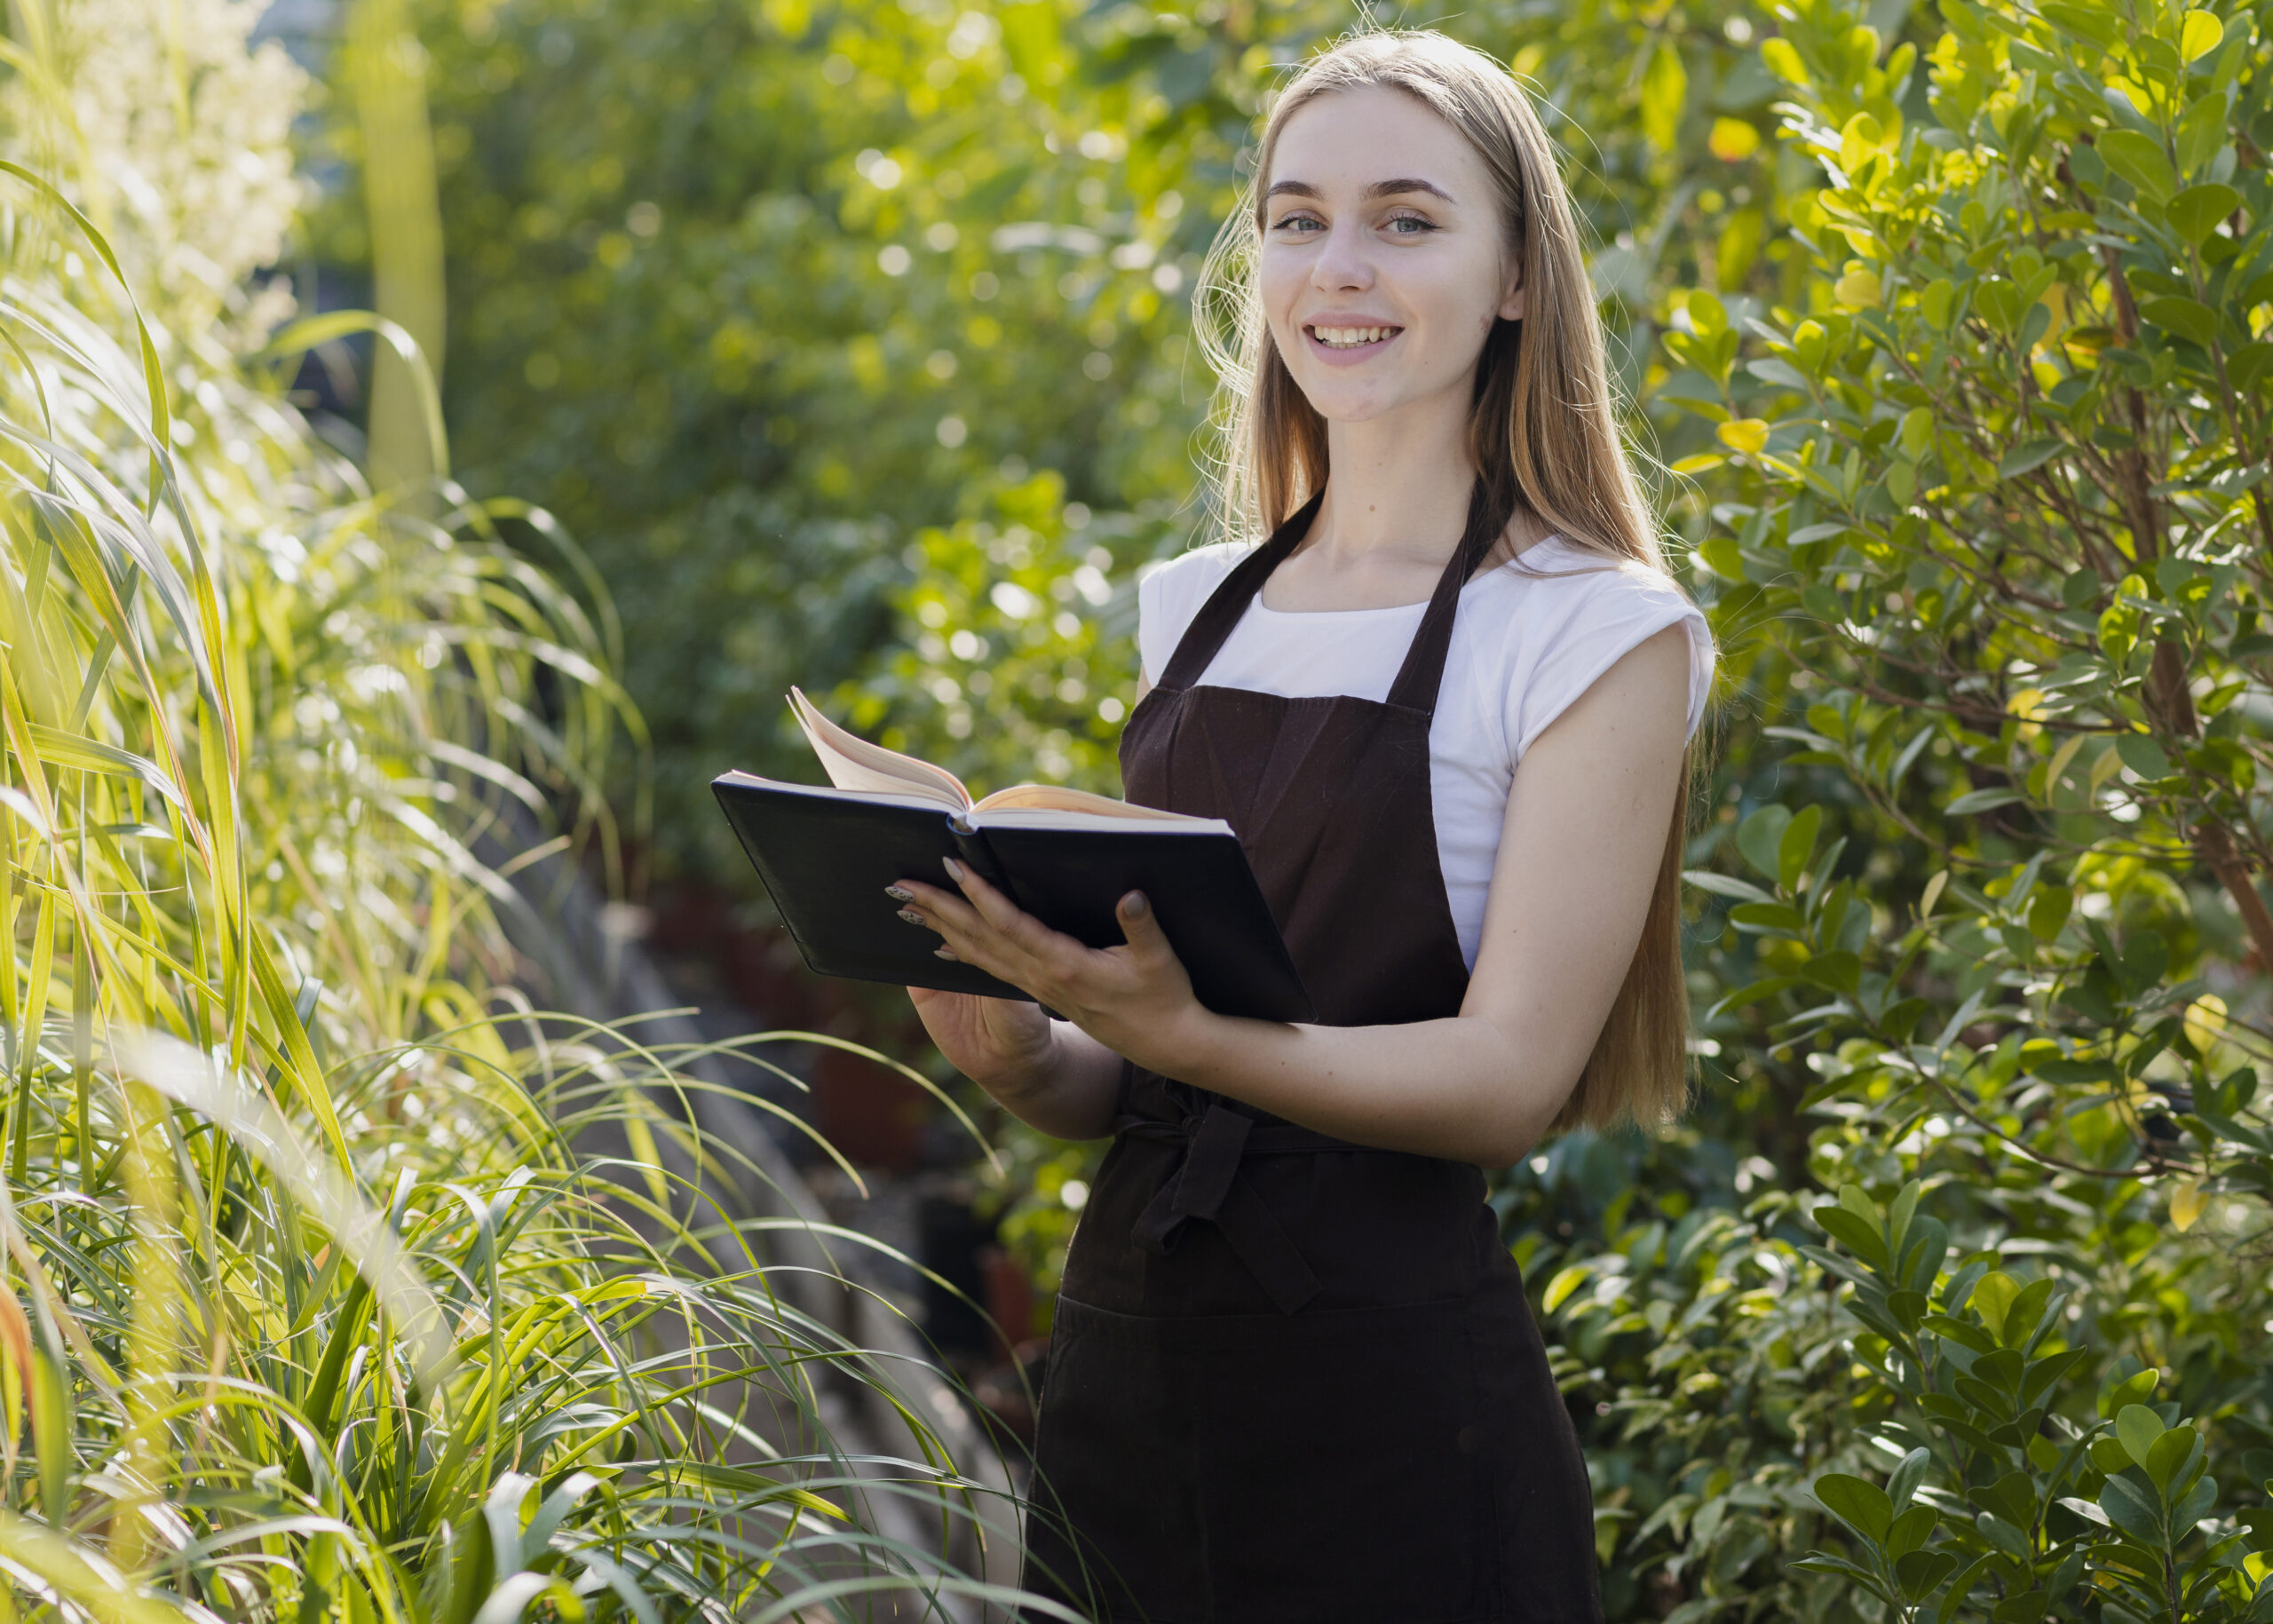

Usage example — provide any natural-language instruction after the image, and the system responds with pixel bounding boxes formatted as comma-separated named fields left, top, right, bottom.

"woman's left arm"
left=897, top=623, right=1693, bottom=1167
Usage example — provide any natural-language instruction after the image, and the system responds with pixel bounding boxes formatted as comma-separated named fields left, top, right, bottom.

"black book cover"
left=710, top=775, right=1314, bottom=1023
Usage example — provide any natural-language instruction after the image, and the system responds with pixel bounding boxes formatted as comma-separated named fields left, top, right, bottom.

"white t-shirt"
left=1136, top=536, right=1714, bottom=970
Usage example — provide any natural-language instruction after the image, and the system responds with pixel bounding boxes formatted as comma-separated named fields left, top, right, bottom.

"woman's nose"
left=1310, top=221, right=1374, bottom=292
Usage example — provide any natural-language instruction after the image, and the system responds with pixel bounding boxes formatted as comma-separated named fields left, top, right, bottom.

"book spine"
left=947, top=823, right=1061, bottom=1018
left=946, top=820, right=1016, bottom=898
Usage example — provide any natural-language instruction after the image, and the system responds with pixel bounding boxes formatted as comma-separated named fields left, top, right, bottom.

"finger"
left=941, top=859, right=1093, bottom=964
left=891, top=879, right=985, bottom=936
left=1116, top=891, right=1173, bottom=963
left=942, top=857, right=1022, bottom=926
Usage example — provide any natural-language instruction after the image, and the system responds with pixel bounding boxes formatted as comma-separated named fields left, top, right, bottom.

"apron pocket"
left=1025, top=1296, right=1210, bottom=1622
left=1183, top=1297, right=1492, bottom=1620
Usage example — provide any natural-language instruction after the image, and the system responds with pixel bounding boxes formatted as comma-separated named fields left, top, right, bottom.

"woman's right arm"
left=902, top=671, right=1152, bottom=1139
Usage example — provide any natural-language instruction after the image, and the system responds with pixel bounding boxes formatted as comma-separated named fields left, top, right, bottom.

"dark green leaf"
left=1997, top=439, right=2063, bottom=479
left=2102, top=1472, right=2166, bottom=1545
left=2166, top=183, right=2241, bottom=246
left=1815, top=1472, right=1895, bottom=1545
left=2138, top=295, right=2218, bottom=348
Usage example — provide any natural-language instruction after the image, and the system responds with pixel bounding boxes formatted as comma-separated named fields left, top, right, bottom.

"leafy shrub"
left=1652, top=0, right=2273, bottom=1612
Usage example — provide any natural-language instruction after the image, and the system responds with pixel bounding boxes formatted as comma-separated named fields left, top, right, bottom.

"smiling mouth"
left=1307, top=324, right=1403, bottom=350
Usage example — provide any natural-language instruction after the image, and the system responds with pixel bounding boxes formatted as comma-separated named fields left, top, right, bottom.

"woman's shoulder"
left=1136, top=540, right=1253, bottom=626
left=1466, top=535, right=1713, bottom=748
left=1139, top=539, right=1253, bottom=595
left=1471, top=535, right=1707, bottom=646
left=1136, top=541, right=1254, bottom=682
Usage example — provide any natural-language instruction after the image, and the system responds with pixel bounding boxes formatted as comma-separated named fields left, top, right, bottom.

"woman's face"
left=1259, top=84, right=1521, bottom=428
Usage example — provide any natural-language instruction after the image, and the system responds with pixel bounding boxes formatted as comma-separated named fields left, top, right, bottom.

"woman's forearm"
left=977, top=1019, right=1126, bottom=1140
left=1133, top=1009, right=1567, bottom=1168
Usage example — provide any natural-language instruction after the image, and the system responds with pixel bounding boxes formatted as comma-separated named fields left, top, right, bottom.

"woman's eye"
left=1386, top=215, right=1436, bottom=234
left=1272, top=214, right=1324, bottom=234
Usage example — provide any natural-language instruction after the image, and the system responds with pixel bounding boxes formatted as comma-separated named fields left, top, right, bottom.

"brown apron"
left=1020, top=489, right=1602, bottom=1622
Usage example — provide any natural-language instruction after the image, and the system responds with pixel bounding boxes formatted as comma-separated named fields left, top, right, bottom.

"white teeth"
left=1312, top=325, right=1397, bottom=348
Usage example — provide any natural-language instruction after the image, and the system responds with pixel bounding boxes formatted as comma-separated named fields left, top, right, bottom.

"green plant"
left=1656, top=0, right=2273, bottom=1612
left=0, top=6, right=1031, bottom=1618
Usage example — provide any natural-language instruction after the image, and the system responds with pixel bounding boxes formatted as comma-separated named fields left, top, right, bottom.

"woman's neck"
left=1303, top=399, right=1478, bottom=573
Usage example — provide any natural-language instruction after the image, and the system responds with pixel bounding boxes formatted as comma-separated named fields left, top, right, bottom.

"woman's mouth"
left=1306, top=324, right=1402, bottom=353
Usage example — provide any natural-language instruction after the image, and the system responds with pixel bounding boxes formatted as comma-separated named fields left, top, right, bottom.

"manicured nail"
left=1121, top=891, right=1148, bottom=919
left=898, top=908, right=927, bottom=926
left=934, top=947, right=959, bottom=961
left=884, top=884, right=914, bottom=902
left=943, top=857, right=966, bottom=882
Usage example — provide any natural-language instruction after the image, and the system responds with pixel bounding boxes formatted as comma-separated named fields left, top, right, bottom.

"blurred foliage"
left=0, top=4, right=1025, bottom=1617
left=308, top=0, right=2273, bottom=1613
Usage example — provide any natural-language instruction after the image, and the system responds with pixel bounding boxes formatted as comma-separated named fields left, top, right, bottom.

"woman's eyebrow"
left=1263, top=178, right=1457, bottom=203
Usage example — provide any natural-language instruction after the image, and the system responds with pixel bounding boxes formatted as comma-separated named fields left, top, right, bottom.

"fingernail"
left=898, top=908, right=927, bottom=926
left=1121, top=891, right=1148, bottom=919
left=934, top=947, right=959, bottom=961
left=884, top=885, right=914, bottom=902
left=943, top=857, right=965, bottom=881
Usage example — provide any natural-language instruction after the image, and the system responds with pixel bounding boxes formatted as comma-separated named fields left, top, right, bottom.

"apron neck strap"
left=1384, top=480, right=1500, bottom=715
left=1154, top=490, right=1325, bottom=691
left=1152, top=482, right=1501, bottom=717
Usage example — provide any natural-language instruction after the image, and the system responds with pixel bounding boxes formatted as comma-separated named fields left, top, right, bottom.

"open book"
left=710, top=692, right=1313, bottom=1021
left=781, top=687, right=1195, bottom=825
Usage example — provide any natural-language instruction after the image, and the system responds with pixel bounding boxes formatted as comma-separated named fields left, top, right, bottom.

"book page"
left=972, top=782, right=1205, bottom=822
left=788, top=688, right=971, bottom=811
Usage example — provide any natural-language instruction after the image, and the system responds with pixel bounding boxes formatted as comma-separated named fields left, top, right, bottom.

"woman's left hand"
left=893, top=860, right=1211, bottom=1073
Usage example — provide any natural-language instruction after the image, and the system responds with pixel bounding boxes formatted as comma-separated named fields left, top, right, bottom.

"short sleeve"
left=1136, top=543, right=1248, bottom=686
left=1505, top=560, right=1714, bottom=762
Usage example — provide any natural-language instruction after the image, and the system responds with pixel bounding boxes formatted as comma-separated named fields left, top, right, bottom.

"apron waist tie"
left=1116, top=1102, right=1366, bottom=1316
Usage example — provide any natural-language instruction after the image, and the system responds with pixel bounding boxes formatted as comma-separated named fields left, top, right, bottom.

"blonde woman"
left=888, top=28, right=1711, bottom=1621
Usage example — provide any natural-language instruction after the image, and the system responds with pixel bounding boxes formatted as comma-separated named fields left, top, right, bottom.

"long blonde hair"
left=1196, top=27, right=1692, bottom=1135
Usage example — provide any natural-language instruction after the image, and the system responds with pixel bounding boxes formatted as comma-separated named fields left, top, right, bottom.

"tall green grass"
left=0, top=9, right=1043, bottom=1620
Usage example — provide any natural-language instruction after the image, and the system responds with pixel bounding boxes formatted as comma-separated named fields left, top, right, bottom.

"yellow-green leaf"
left=2170, top=1177, right=2208, bottom=1232
left=1640, top=39, right=1688, bottom=153
left=1708, top=117, right=1760, bottom=161
left=2179, top=8, right=2222, bottom=60
left=1718, top=417, right=1770, bottom=454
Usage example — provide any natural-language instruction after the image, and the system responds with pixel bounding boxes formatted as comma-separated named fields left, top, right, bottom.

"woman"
left=887, top=28, right=1711, bottom=1622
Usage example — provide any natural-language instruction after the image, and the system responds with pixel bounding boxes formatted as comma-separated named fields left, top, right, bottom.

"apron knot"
left=1119, top=1100, right=1322, bottom=1315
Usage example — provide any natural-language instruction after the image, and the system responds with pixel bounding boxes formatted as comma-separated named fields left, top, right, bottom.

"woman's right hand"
left=906, top=986, right=1058, bottom=1097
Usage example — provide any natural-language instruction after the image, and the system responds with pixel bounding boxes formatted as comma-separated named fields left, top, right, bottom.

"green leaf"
left=2230, top=341, right=2273, bottom=392
left=1639, top=38, right=1688, bottom=153
left=1802, top=950, right=1862, bottom=994
left=1683, top=869, right=1778, bottom=904
left=1998, top=1276, right=2056, bottom=1348
left=2118, top=1402, right=2167, bottom=1468
left=1885, top=1502, right=1937, bottom=1560
left=1976, top=1509, right=2029, bottom=1557
left=1706, top=975, right=1799, bottom=1019
left=1886, top=1446, right=1930, bottom=1511
left=1817, top=1205, right=1891, bottom=1269
left=1997, top=439, right=2063, bottom=479
left=1972, top=1270, right=2020, bottom=1339
left=1778, top=802, right=1823, bottom=890
left=2098, top=130, right=2178, bottom=202
left=2179, top=7, right=2222, bottom=60
left=2116, top=733, right=2172, bottom=779
left=2101, top=1471, right=2166, bottom=1545
left=1814, top=1472, right=1895, bottom=1545
left=1948, top=788, right=2025, bottom=814
left=2041, top=1, right=2120, bottom=44
left=2139, top=295, right=2218, bottom=348
left=2166, top=183, right=2241, bottom=246
left=1737, top=803, right=1794, bottom=881
left=1542, top=1265, right=1590, bottom=1313
left=2144, top=1425, right=2198, bottom=1493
